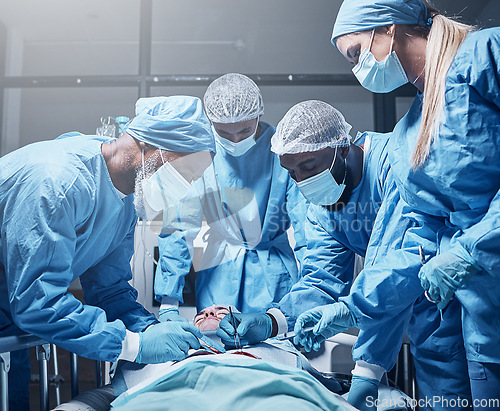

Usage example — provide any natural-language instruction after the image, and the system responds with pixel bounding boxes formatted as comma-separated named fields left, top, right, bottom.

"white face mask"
left=352, top=29, right=408, bottom=94
left=213, top=122, right=258, bottom=157
left=141, top=152, right=192, bottom=212
left=296, top=149, right=347, bottom=206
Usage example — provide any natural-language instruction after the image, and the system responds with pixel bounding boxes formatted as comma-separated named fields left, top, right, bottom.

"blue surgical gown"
left=0, top=135, right=157, bottom=362
left=277, top=133, right=390, bottom=330
left=155, top=122, right=307, bottom=312
left=388, top=28, right=500, bottom=364
left=275, top=132, right=470, bottom=401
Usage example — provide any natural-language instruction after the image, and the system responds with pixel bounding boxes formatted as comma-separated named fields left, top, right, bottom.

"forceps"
left=420, top=245, right=444, bottom=320
left=276, top=326, right=314, bottom=341
left=420, top=246, right=438, bottom=304
left=228, top=307, right=242, bottom=350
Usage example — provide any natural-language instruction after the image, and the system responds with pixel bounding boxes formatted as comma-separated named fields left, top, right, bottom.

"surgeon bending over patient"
left=155, top=73, right=308, bottom=326
left=217, top=100, right=471, bottom=410
left=0, top=96, right=214, bottom=410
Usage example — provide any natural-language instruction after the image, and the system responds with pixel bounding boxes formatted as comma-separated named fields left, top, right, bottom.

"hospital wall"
left=1, top=0, right=374, bottom=155
left=1, top=0, right=498, bottom=155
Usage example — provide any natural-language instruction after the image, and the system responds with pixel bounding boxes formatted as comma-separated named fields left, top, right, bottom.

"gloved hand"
left=135, top=322, right=202, bottom=364
left=216, top=312, right=272, bottom=347
left=293, top=302, right=355, bottom=352
left=159, top=307, right=189, bottom=323
left=419, top=250, right=479, bottom=310
left=348, top=375, right=379, bottom=411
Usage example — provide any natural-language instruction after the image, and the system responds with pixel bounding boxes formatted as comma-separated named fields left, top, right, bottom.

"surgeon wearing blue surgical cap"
left=0, top=95, right=215, bottom=410
left=323, top=0, right=500, bottom=406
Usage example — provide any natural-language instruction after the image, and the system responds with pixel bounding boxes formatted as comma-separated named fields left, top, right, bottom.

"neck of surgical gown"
left=155, top=122, right=308, bottom=313
left=0, top=135, right=157, bottom=361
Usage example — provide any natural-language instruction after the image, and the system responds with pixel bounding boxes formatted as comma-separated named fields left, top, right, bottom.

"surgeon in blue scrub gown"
left=0, top=96, right=214, bottom=409
left=327, top=0, right=500, bottom=405
left=155, top=74, right=307, bottom=324
left=219, top=100, right=471, bottom=410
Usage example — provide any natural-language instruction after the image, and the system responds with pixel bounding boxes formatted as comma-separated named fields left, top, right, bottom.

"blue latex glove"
left=419, top=250, right=480, bottom=310
left=135, top=322, right=202, bottom=364
left=159, top=307, right=189, bottom=323
left=293, top=302, right=355, bottom=352
left=216, top=312, right=272, bottom=347
left=348, top=375, right=379, bottom=411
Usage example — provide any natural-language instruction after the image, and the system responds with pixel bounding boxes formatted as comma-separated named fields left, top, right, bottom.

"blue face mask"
left=213, top=121, right=258, bottom=157
left=352, top=29, right=408, bottom=93
left=141, top=151, right=192, bottom=212
left=296, top=149, right=347, bottom=206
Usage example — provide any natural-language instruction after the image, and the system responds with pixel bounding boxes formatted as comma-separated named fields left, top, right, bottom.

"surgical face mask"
left=296, top=149, right=347, bottom=206
left=213, top=121, right=258, bottom=157
left=141, top=151, right=192, bottom=212
left=134, top=151, right=159, bottom=220
left=352, top=29, right=408, bottom=93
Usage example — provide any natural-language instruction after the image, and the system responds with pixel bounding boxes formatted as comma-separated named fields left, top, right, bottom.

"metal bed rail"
left=0, top=334, right=50, bottom=411
left=0, top=334, right=101, bottom=411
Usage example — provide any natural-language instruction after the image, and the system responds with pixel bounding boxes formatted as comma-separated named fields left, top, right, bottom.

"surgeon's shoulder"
left=362, top=131, right=390, bottom=147
left=360, top=131, right=390, bottom=164
left=449, top=28, right=500, bottom=81
left=31, top=158, right=94, bottom=199
left=26, top=145, right=99, bottom=200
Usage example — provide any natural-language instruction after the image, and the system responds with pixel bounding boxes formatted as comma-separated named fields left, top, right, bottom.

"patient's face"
left=194, top=305, right=230, bottom=331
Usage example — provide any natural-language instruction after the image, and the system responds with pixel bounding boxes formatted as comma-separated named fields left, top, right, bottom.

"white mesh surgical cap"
left=271, top=100, right=352, bottom=156
left=203, top=73, right=264, bottom=123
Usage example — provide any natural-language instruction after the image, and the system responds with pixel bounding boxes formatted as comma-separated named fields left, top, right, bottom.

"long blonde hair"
left=411, top=2, right=474, bottom=168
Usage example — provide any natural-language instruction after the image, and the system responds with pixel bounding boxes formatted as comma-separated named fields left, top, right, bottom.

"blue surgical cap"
left=332, top=0, right=430, bottom=44
left=126, top=96, right=216, bottom=153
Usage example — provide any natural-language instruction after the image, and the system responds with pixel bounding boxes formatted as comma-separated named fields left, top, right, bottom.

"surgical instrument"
left=420, top=246, right=444, bottom=320
left=420, top=246, right=440, bottom=304
left=228, top=307, right=242, bottom=350
left=276, top=327, right=315, bottom=341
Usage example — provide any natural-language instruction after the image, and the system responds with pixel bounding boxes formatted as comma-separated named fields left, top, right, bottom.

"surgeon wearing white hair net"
left=155, top=74, right=309, bottom=344
left=269, top=100, right=470, bottom=410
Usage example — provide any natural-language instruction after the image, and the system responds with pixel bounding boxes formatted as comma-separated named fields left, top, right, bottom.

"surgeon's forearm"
left=14, top=292, right=128, bottom=362
left=155, top=230, right=196, bottom=303
left=452, top=188, right=500, bottom=275
left=340, top=263, right=419, bottom=330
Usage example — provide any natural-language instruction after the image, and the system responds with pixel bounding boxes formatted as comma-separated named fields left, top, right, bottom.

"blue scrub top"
left=275, top=133, right=464, bottom=371
left=388, top=28, right=500, bottom=363
left=0, top=135, right=157, bottom=361
left=155, top=122, right=308, bottom=313
left=276, top=133, right=389, bottom=328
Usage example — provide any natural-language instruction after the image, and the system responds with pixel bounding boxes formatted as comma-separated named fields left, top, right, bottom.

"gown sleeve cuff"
left=117, top=330, right=140, bottom=362
left=266, top=308, right=288, bottom=335
left=449, top=241, right=480, bottom=270
left=160, top=296, right=180, bottom=311
left=352, top=360, right=386, bottom=381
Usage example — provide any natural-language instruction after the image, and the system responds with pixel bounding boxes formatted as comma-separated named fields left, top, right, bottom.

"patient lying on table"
left=54, top=305, right=352, bottom=410
left=54, top=306, right=406, bottom=410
